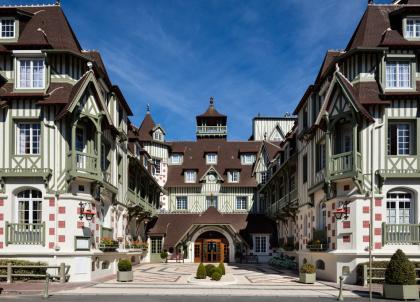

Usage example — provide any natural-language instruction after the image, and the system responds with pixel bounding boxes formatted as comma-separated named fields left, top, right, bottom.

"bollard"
left=59, top=263, right=66, bottom=283
left=43, top=273, right=50, bottom=299
left=6, top=263, right=12, bottom=284
left=337, top=276, right=344, bottom=301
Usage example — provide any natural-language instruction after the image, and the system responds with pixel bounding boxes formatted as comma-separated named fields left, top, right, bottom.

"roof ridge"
left=0, top=3, right=58, bottom=8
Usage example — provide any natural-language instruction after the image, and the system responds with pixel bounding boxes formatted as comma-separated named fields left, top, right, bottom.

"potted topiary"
left=160, top=251, right=168, bottom=263
left=299, top=263, right=316, bottom=284
left=196, top=263, right=206, bottom=279
left=383, top=249, right=419, bottom=300
left=117, top=259, right=133, bottom=282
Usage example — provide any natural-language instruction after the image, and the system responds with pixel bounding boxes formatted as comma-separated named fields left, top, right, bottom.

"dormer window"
left=16, top=58, right=45, bottom=89
left=170, top=153, right=183, bottom=165
left=0, top=19, right=15, bottom=38
left=206, top=153, right=217, bottom=165
left=241, top=153, right=256, bottom=165
left=153, top=130, right=163, bottom=141
left=228, top=170, right=240, bottom=183
left=405, top=18, right=420, bottom=39
left=185, top=170, right=197, bottom=183
left=385, top=61, right=411, bottom=89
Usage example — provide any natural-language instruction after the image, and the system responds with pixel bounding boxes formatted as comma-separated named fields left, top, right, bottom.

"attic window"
left=241, top=153, right=256, bottom=165
left=385, top=61, right=411, bottom=89
left=206, top=153, right=217, bottom=165
left=153, top=130, right=163, bottom=141
left=184, top=170, right=197, bottom=183
left=405, top=18, right=420, bottom=39
left=228, top=170, right=240, bottom=183
left=16, top=58, right=45, bottom=89
left=0, top=19, right=15, bottom=38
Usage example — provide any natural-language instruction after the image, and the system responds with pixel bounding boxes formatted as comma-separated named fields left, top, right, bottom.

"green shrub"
left=160, top=251, right=168, bottom=262
left=300, top=263, right=316, bottom=274
left=0, top=259, right=47, bottom=281
left=385, top=249, right=416, bottom=285
left=218, top=262, right=225, bottom=275
left=196, top=263, right=206, bottom=279
left=118, top=259, right=132, bottom=272
left=205, top=264, right=215, bottom=277
left=211, top=271, right=222, bottom=281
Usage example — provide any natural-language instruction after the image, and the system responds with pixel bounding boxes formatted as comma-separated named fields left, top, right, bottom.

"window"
left=152, top=159, right=161, bottom=175
left=16, top=59, right=45, bottom=89
left=241, top=153, right=256, bottom=165
left=143, top=156, right=148, bottom=168
left=151, top=237, right=162, bottom=253
left=16, top=189, right=42, bottom=224
left=386, top=61, right=411, bottom=89
left=316, top=143, right=326, bottom=171
left=170, top=154, right=183, bottom=165
left=118, top=105, right=123, bottom=127
left=0, top=19, right=15, bottom=38
left=206, top=153, right=217, bottom=165
left=117, top=155, right=123, bottom=183
left=261, top=171, right=267, bottom=184
left=228, top=170, right=240, bottom=183
left=153, top=130, right=163, bottom=141
left=386, top=191, right=413, bottom=224
left=405, top=18, right=420, bottom=38
left=206, top=195, right=218, bottom=209
left=302, top=155, right=308, bottom=183
left=176, top=196, right=188, bottom=210
left=184, top=170, right=196, bottom=183
left=135, top=143, right=141, bottom=158
left=388, top=122, right=414, bottom=155
left=316, top=260, right=325, bottom=270
left=16, top=123, right=40, bottom=155
left=236, top=196, right=247, bottom=210
left=254, top=235, right=267, bottom=253
left=319, top=203, right=327, bottom=230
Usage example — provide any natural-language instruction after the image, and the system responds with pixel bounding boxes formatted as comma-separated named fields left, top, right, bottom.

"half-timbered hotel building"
left=260, top=0, right=420, bottom=284
left=0, top=3, right=162, bottom=281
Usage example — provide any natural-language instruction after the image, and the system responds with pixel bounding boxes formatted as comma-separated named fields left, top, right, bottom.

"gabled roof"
left=199, top=166, right=224, bottom=182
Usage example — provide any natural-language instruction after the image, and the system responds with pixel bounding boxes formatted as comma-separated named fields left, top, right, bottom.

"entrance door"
left=194, top=243, right=202, bottom=263
left=204, top=239, right=221, bottom=262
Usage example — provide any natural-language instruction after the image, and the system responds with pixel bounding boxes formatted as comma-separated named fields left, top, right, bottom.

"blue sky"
left=3, top=0, right=391, bottom=140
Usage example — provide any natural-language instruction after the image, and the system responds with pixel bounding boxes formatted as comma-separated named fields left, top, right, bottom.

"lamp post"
left=369, top=122, right=383, bottom=302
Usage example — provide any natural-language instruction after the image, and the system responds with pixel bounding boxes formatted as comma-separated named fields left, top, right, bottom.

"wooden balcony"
left=5, top=222, right=45, bottom=246
left=329, top=151, right=362, bottom=180
left=382, top=223, right=420, bottom=245
left=266, top=189, right=298, bottom=218
left=196, top=125, right=227, bottom=136
left=127, top=188, right=156, bottom=215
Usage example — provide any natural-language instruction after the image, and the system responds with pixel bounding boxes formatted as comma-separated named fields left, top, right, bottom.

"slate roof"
left=148, top=207, right=277, bottom=249
left=165, top=140, right=261, bottom=188
left=137, top=112, right=156, bottom=141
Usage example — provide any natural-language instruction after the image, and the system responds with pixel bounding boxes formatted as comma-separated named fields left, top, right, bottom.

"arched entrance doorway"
left=194, top=231, right=229, bottom=263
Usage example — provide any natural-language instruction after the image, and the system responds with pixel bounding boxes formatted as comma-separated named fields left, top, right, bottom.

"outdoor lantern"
left=79, top=202, right=96, bottom=221
left=333, top=201, right=349, bottom=220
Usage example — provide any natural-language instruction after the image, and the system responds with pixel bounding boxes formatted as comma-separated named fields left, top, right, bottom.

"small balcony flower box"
left=99, top=238, right=119, bottom=252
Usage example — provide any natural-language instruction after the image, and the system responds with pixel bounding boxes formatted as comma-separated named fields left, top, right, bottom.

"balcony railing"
left=6, top=222, right=45, bottom=246
left=382, top=223, right=420, bottom=245
left=127, top=188, right=156, bottom=215
left=196, top=125, right=227, bottom=135
left=330, top=151, right=361, bottom=178
left=266, top=190, right=298, bottom=217
left=75, top=151, right=98, bottom=174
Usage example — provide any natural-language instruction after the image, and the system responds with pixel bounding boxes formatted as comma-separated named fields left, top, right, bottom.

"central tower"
left=196, top=97, right=227, bottom=140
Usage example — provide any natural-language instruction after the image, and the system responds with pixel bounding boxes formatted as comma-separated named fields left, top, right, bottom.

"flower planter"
left=117, top=271, right=133, bottom=282
left=383, top=284, right=419, bottom=300
left=299, top=273, right=316, bottom=284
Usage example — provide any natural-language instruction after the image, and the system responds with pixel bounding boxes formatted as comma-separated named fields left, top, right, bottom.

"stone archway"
left=189, top=225, right=235, bottom=263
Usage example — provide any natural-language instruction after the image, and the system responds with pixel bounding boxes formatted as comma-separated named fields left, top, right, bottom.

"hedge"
left=0, top=259, right=48, bottom=281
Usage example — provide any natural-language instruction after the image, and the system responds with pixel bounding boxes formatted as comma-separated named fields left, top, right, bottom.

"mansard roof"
left=0, top=5, right=82, bottom=53
left=166, top=140, right=260, bottom=188
left=147, top=208, right=277, bottom=249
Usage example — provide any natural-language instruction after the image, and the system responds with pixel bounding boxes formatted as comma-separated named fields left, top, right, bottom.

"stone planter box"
left=117, top=271, right=133, bottom=282
left=299, top=273, right=316, bottom=284
left=383, top=284, right=419, bottom=300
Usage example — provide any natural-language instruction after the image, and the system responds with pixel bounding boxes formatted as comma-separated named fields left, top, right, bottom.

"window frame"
left=253, top=234, right=268, bottom=254
left=15, top=189, right=43, bottom=224
left=228, top=170, right=240, bottom=183
left=206, top=153, right=218, bottom=165
left=176, top=196, right=188, bottom=211
left=403, top=17, right=420, bottom=40
left=16, top=57, right=46, bottom=90
left=152, top=158, right=161, bottom=175
left=241, top=153, right=256, bottom=165
left=170, top=153, right=183, bottom=165
left=236, top=196, right=248, bottom=211
left=15, top=122, right=41, bottom=155
left=184, top=170, right=197, bottom=183
left=0, top=18, right=15, bottom=39
left=386, top=191, right=414, bottom=224
left=387, top=121, right=416, bottom=156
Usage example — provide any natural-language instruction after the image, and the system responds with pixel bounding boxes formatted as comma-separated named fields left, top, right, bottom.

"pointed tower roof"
left=196, top=97, right=226, bottom=119
left=137, top=106, right=156, bottom=141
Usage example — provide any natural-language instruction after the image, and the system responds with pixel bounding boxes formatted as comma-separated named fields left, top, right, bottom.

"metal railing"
left=196, top=125, right=227, bottom=135
left=6, top=222, right=45, bottom=246
left=0, top=262, right=70, bottom=283
left=382, top=222, right=420, bottom=245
